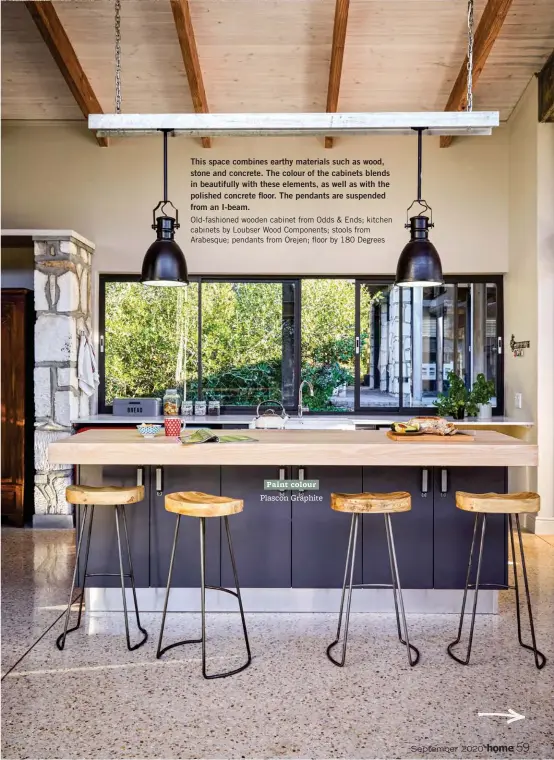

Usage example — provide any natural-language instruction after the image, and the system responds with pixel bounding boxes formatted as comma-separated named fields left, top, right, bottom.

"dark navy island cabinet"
left=150, top=465, right=221, bottom=588
left=291, top=466, right=363, bottom=588
left=221, top=466, right=293, bottom=588
left=433, top=466, right=507, bottom=589
left=75, top=464, right=508, bottom=590
left=362, top=466, right=434, bottom=589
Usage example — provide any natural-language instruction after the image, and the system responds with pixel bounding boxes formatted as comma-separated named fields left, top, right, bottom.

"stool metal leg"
left=115, top=505, right=148, bottom=651
left=384, top=514, right=420, bottom=666
left=327, top=513, right=359, bottom=667
left=157, top=515, right=202, bottom=659
left=447, top=513, right=487, bottom=665
left=510, top=515, right=546, bottom=669
left=56, top=504, right=94, bottom=650
left=157, top=514, right=252, bottom=679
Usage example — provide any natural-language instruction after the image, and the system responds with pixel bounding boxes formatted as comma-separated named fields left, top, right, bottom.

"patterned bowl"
left=137, top=423, right=162, bottom=439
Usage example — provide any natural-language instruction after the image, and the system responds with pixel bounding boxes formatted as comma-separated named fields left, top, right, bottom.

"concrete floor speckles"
left=1, top=527, right=553, bottom=760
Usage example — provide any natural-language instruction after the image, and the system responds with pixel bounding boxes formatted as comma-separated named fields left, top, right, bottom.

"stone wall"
left=33, top=234, right=94, bottom=520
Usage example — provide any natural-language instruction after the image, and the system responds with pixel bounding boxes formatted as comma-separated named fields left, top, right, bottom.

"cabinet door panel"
left=291, top=466, right=362, bottom=588
left=220, top=467, right=291, bottom=588
left=362, top=467, right=434, bottom=589
left=77, top=465, right=150, bottom=587
left=150, top=466, right=221, bottom=587
left=433, top=467, right=507, bottom=589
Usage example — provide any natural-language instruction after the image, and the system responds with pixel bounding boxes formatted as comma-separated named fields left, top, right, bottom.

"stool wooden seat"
left=66, top=484, right=145, bottom=506
left=165, top=491, right=244, bottom=518
left=456, top=491, right=540, bottom=514
left=331, top=491, right=411, bottom=514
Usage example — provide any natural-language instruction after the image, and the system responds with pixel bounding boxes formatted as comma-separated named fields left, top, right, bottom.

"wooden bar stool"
left=327, top=491, right=419, bottom=668
left=156, top=491, right=251, bottom=679
left=57, top=485, right=148, bottom=652
left=447, top=491, right=546, bottom=669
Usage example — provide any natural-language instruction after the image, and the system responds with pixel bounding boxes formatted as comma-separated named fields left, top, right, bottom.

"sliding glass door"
left=354, top=278, right=502, bottom=414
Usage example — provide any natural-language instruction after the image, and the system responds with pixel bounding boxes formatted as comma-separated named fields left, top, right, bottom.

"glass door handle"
left=355, top=336, right=360, bottom=355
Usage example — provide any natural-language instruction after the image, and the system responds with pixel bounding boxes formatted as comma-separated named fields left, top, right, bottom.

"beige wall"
left=1, top=122, right=509, bottom=277
left=505, top=77, right=554, bottom=534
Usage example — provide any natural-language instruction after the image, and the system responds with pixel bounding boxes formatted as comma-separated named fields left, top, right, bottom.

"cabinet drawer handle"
left=440, top=468, right=448, bottom=497
left=136, top=467, right=144, bottom=487
left=421, top=468, right=429, bottom=497
left=279, top=467, right=286, bottom=494
left=298, top=467, right=305, bottom=493
left=156, top=467, right=163, bottom=495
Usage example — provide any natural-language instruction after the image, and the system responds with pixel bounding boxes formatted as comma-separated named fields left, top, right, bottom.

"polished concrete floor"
left=1, top=527, right=553, bottom=760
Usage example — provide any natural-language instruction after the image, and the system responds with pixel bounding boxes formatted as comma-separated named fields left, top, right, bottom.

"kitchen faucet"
left=298, top=380, right=314, bottom=419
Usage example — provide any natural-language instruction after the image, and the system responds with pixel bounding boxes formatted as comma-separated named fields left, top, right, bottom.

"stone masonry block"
left=57, top=270, right=80, bottom=312
left=54, top=389, right=79, bottom=427
left=34, top=429, right=71, bottom=472
left=34, top=367, right=52, bottom=419
left=35, top=313, right=77, bottom=363
left=34, top=271, right=50, bottom=311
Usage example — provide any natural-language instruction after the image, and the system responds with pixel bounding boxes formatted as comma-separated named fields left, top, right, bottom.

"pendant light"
left=141, top=129, right=188, bottom=287
left=395, top=128, right=444, bottom=287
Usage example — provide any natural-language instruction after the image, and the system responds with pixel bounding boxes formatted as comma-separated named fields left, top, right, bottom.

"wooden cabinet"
left=1, top=289, right=34, bottom=527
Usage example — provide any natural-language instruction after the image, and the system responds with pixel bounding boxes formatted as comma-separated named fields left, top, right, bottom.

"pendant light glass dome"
left=395, top=129, right=444, bottom=288
left=141, top=130, right=188, bottom=287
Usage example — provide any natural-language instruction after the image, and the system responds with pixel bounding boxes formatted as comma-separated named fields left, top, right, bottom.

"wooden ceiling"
left=2, top=0, right=553, bottom=128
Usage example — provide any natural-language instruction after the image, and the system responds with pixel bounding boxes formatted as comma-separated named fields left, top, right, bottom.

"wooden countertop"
left=49, top=428, right=537, bottom=467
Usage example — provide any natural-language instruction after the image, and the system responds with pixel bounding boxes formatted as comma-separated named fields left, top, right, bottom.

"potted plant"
left=434, top=371, right=474, bottom=420
left=469, top=373, right=495, bottom=419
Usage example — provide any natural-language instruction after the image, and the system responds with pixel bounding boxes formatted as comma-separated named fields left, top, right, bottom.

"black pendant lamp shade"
left=395, top=215, right=443, bottom=287
left=395, top=129, right=444, bottom=288
left=141, top=130, right=188, bottom=286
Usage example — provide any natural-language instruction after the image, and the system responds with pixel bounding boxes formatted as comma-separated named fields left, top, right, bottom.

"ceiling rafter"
left=325, top=0, right=350, bottom=149
left=170, top=0, right=211, bottom=149
left=440, top=0, right=514, bottom=148
left=25, top=1, right=107, bottom=147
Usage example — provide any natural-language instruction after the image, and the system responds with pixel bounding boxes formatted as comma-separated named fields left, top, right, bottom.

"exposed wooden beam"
left=170, top=0, right=211, bottom=148
left=440, top=0, right=513, bottom=148
left=325, top=0, right=350, bottom=148
left=538, top=50, right=554, bottom=123
left=25, top=1, right=107, bottom=147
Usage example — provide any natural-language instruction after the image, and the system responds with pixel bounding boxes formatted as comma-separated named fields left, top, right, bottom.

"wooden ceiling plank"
left=170, top=0, right=211, bottom=148
left=440, top=0, right=514, bottom=148
left=538, top=50, right=554, bottom=123
left=24, top=1, right=107, bottom=147
left=325, top=0, right=350, bottom=149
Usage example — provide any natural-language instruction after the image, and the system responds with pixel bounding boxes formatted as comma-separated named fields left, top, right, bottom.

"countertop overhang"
left=49, top=428, right=537, bottom=467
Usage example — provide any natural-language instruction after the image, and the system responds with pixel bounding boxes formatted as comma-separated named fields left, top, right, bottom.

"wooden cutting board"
left=386, top=430, right=475, bottom=443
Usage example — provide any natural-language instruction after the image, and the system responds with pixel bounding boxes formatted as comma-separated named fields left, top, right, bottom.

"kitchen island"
left=49, top=428, right=537, bottom=614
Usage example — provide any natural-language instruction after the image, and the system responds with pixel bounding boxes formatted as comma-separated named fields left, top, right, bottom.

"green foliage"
left=104, top=278, right=384, bottom=411
left=301, top=362, right=354, bottom=412
left=470, top=373, right=495, bottom=406
left=201, top=361, right=281, bottom=406
left=433, top=371, right=479, bottom=418
left=104, top=282, right=198, bottom=404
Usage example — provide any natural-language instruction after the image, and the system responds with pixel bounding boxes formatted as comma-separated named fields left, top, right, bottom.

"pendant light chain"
left=114, top=0, right=122, bottom=114
left=466, top=0, right=474, bottom=112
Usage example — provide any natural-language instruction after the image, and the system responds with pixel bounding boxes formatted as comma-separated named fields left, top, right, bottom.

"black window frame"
left=98, top=273, right=504, bottom=416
